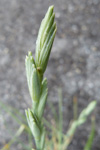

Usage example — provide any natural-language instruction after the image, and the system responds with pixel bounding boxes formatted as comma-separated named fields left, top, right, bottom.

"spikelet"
left=35, top=6, right=57, bottom=73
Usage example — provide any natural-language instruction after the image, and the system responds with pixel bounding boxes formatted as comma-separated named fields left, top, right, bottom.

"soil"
left=0, top=0, right=100, bottom=150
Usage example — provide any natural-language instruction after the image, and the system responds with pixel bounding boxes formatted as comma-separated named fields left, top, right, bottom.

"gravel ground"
left=0, top=0, right=100, bottom=150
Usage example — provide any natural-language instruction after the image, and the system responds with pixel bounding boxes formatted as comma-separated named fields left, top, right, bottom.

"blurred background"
left=0, top=0, right=100, bottom=150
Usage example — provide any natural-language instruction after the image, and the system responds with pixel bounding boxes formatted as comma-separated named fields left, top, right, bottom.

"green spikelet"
left=25, top=52, right=41, bottom=102
left=25, top=109, right=40, bottom=140
left=25, top=51, right=35, bottom=95
left=35, top=5, right=57, bottom=73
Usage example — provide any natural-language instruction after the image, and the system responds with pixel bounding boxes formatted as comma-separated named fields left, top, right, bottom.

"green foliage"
left=0, top=99, right=97, bottom=150
left=78, top=101, right=96, bottom=125
left=84, top=116, right=96, bottom=150
left=63, top=101, right=97, bottom=150
left=0, top=101, right=33, bottom=150
left=44, top=97, right=97, bottom=150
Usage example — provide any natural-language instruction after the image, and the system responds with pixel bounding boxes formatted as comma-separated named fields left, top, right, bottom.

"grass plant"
left=25, top=5, right=57, bottom=150
left=0, top=5, right=97, bottom=150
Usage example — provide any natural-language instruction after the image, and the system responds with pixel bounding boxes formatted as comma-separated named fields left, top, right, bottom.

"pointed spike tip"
left=47, top=5, right=54, bottom=18
left=49, top=5, right=54, bottom=11
left=28, top=51, right=32, bottom=56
